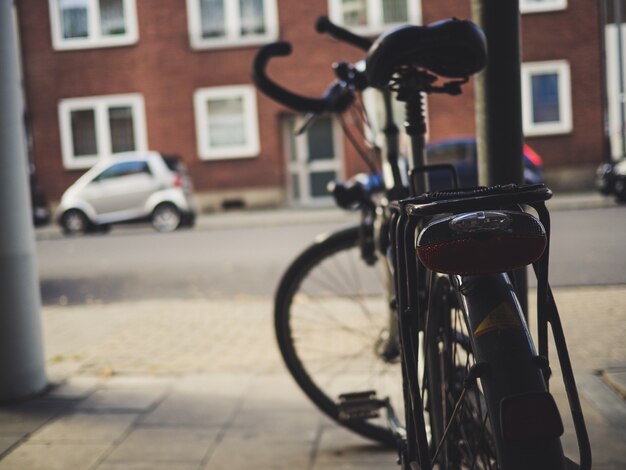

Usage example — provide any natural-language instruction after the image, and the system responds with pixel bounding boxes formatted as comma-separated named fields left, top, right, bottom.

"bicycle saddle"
left=366, top=18, right=487, bottom=89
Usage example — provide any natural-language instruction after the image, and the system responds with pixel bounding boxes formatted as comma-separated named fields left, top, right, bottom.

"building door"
left=284, top=115, right=343, bottom=205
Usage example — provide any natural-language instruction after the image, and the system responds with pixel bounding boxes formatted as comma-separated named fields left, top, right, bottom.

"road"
left=36, top=206, right=626, bottom=306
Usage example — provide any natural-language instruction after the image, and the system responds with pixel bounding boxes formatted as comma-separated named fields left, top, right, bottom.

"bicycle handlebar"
left=315, top=16, right=372, bottom=52
left=252, top=41, right=355, bottom=114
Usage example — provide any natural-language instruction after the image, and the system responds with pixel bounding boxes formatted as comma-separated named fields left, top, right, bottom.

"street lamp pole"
left=471, top=0, right=529, bottom=316
left=0, top=0, right=47, bottom=401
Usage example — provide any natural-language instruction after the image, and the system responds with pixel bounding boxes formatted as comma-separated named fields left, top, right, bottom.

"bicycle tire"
left=424, top=274, right=566, bottom=470
left=274, top=224, right=402, bottom=445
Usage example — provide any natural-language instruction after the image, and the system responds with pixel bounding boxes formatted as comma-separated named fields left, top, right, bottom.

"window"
left=94, top=161, right=151, bottom=182
left=59, top=94, right=147, bottom=169
left=186, top=0, right=279, bottom=49
left=49, top=0, right=138, bottom=50
left=521, top=61, right=572, bottom=136
left=520, top=0, right=567, bottom=14
left=427, top=142, right=475, bottom=165
left=194, top=85, right=260, bottom=160
left=328, top=0, right=420, bottom=33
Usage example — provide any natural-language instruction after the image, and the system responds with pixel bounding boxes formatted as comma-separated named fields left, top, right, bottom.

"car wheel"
left=151, top=203, right=181, bottom=232
left=615, top=178, right=626, bottom=203
left=61, top=209, right=89, bottom=236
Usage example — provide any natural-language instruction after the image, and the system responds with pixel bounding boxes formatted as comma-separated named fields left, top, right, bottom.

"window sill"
left=524, top=125, right=572, bottom=137
left=198, top=150, right=259, bottom=161
left=62, top=156, right=99, bottom=170
left=190, top=34, right=279, bottom=51
left=520, top=3, right=567, bottom=15
left=52, top=36, right=138, bottom=52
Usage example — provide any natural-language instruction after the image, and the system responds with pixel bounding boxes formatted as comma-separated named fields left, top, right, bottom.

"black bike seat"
left=366, top=18, right=487, bottom=89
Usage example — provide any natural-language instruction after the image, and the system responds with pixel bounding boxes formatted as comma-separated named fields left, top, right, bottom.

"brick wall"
left=16, top=0, right=606, bottom=202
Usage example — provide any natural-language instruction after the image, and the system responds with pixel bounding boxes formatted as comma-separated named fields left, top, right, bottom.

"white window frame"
left=48, top=0, right=138, bottom=51
left=193, top=85, right=260, bottom=160
left=520, top=0, right=567, bottom=14
left=186, top=0, right=279, bottom=50
left=58, top=93, right=148, bottom=169
left=327, top=0, right=421, bottom=35
left=521, top=60, right=573, bottom=136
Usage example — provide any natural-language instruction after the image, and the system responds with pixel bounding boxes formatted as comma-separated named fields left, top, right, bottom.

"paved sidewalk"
left=0, top=286, right=624, bottom=469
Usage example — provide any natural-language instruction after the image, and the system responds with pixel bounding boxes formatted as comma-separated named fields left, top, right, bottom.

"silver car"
left=56, top=151, right=197, bottom=235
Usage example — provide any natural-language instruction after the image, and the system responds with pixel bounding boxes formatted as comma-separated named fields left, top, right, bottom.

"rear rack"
left=400, top=183, right=552, bottom=216
left=389, top=183, right=592, bottom=470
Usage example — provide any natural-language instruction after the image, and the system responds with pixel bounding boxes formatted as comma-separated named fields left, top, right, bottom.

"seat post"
left=402, top=89, right=429, bottom=196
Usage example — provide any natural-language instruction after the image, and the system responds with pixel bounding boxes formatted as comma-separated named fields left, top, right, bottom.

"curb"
left=34, top=192, right=619, bottom=240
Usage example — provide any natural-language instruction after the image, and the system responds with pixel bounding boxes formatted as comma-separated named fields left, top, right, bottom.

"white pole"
left=0, top=0, right=47, bottom=401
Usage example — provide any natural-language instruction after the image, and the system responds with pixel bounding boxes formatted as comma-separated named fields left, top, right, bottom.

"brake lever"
left=295, top=113, right=318, bottom=135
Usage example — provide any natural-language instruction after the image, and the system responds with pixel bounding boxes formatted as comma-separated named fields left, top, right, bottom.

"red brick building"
left=15, top=0, right=607, bottom=210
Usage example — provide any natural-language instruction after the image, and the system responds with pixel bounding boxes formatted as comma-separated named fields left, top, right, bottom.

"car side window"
left=428, top=142, right=476, bottom=164
left=93, top=161, right=152, bottom=182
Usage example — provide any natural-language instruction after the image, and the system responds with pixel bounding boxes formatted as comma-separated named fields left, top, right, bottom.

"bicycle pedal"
left=337, top=391, right=385, bottom=421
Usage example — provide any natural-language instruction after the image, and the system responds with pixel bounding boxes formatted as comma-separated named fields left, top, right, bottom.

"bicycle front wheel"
left=274, top=225, right=402, bottom=445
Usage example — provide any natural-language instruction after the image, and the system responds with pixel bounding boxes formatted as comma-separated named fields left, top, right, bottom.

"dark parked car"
left=596, top=159, right=626, bottom=202
left=425, top=137, right=544, bottom=191
left=30, top=172, right=50, bottom=227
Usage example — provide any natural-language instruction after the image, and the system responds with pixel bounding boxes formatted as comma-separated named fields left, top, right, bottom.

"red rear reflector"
left=416, top=234, right=546, bottom=275
left=173, top=174, right=182, bottom=188
left=501, top=391, right=563, bottom=441
left=416, top=210, right=547, bottom=275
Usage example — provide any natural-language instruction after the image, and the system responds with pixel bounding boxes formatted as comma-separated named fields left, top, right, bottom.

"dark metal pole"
left=471, top=0, right=528, bottom=316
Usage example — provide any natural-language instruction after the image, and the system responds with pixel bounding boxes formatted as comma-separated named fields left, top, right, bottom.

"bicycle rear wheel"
left=425, top=275, right=497, bottom=469
left=424, top=274, right=566, bottom=470
left=274, top=225, right=402, bottom=445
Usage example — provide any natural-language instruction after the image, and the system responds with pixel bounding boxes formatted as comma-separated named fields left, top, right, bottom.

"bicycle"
left=253, top=16, right=592, bottom=470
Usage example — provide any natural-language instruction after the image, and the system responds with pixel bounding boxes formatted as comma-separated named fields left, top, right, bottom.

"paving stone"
left=97, top=462, right=199, bottom=470
left=29, top=413, right=137, bottom=442
left=551, top=377, right=626, bottom=468
left=104, top=427, right=218, bottom=463
left=228, top=408, right=321, bottom=442
left=46, top=376, right=102, bottom=400
left=76, top=386, right=166, bottom=412
left=0, top=435, right=23, bottom=456
left=203, top=437, right=312, bottom=469
left=140, top=374, right=251, bottom=427
left=314, top=425, right=395, bottom=469
left=239, top=374, right=319, bottom=413
left=140, top=391, right=239, bottom=428
left=46, top=362, right=83, bottom=384
left=0, top=400, right=68, bottom=434
left=0, top=442, right=110, bottom=470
